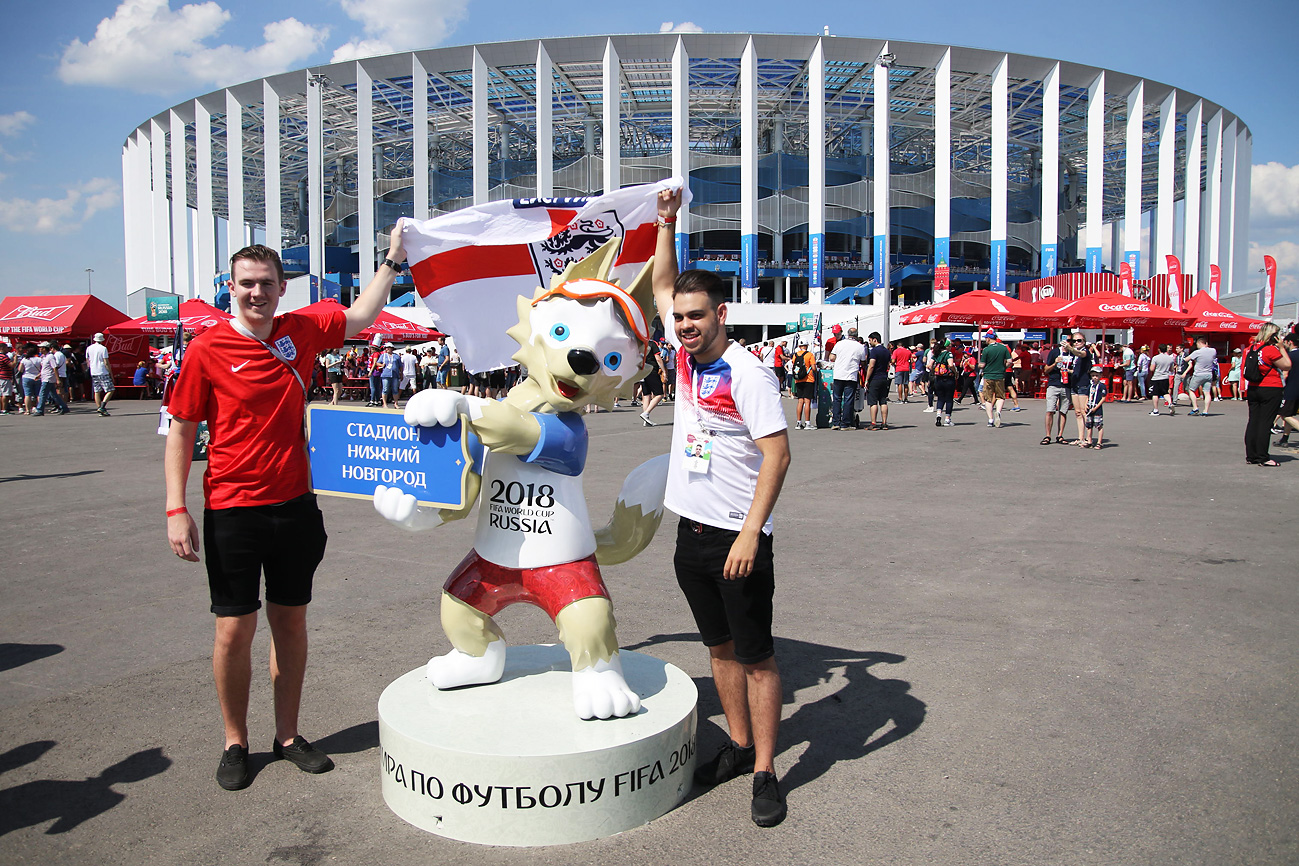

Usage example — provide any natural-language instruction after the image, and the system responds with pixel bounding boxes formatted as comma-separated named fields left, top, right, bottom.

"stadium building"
left=120, top=33, right=1252, bottom=338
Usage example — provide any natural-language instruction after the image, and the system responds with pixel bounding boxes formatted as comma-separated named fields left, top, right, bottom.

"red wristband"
left=166, top=507, right=188, bottom=518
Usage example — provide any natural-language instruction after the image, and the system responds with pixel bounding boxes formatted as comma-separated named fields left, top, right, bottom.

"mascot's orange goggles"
left=531, top=278, right=649, bottom=346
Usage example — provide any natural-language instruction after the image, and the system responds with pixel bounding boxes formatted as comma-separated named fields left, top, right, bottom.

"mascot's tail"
left=593, top=454, right=669, bottom=565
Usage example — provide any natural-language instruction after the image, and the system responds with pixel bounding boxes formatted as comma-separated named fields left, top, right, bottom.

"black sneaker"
left=751, top=771, right=787, bottom=827
left=272, top=736, right=334, bottom=774
left=216, top=744, right=251, bottom=791
left=694, top=739, right=755, bottom=787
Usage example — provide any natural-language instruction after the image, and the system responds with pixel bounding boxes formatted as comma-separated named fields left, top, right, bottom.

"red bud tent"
left=104, top=298, right=232, bottom=336
left=0, top=294, right=128, bottom=339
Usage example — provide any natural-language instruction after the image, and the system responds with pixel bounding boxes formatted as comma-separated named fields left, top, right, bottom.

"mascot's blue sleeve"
left=519, top=412, right=587, bottom=477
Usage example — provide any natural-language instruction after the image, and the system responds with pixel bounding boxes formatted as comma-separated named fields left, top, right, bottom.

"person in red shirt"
left=771, top=341, right=785, bottom=393
left=165, top=225, right=406, bottom=791
left=823, top=324, right=841, bottom=362
left=1244, top=322, right=1292, bottom=466
left=890, top=343, right=913, bottom=403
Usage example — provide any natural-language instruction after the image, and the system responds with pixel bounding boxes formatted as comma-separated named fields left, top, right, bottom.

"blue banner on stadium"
left=810, top=233, right=823, bottom=289
left=1086, top=247, right=1102, bottom=273
left=741, top=234, right=757, bottom=288
left=1041, top=243, right=1057, bottom=278
left=873, top=235, right=887, bottom=287
left=991, top=239, right=1006, bottom=293
left=1124, top=250, right=1141, bottom=281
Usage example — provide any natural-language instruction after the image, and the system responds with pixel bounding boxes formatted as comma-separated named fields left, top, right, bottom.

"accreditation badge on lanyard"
left=685, top=366, right=717, bottom=475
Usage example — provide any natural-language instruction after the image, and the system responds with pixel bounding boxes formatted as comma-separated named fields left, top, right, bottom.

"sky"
left=1, top=0, right=1297, bottom=312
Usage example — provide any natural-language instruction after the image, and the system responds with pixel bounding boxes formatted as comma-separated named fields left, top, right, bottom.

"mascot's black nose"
left=567, top=349, right=599, bottom=376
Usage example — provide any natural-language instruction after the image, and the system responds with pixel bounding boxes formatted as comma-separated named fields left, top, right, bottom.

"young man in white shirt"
left=652, top=189, right=792, bottom=827
left=86, top=333, right=115, bottom=416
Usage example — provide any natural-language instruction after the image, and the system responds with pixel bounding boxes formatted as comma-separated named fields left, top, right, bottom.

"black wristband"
left=382, top=257, right=403, bottom=273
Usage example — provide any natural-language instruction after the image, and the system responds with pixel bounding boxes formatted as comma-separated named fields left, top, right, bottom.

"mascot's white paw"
left=373, top=484, right=443, bottom=531
left=404, top=389, right=469, bottom=428
left=427, top=639, right=506, bottom=689
left=572, top=654, right=641, bottom=720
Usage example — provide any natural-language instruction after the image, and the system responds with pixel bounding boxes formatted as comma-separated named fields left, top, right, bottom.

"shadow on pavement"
left=0, top=643, right=65, bottom=672
left=0, top=746, right=171, bottom=836
left=624, top=633, right=925, bottom=794
left=0, top=471, right=103, bottom=485
left=314, top=720, right=380, bottom=756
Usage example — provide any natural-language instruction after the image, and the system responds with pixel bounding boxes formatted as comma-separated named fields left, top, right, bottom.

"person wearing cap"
left=164, top=225, right=406, bottom=791
left=1136, top=345, right=1152, bottom=400
left=792, top=339, right=817, bottom=429
left=823, top=323, right=842, bottom=362
left=377, top=341, right=399, bottom=408
left=87, top=332, right=115, bottom=416
left=978, top=330, right=1011, bottom=428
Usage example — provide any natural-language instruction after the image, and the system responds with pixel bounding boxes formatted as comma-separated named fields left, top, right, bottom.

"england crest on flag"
left=273, top=335, right=297, bottom=361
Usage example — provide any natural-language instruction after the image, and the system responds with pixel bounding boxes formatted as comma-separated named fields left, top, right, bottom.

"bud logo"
left=1098, top=304, right=1149, bottom=312
left=1039, top=286, right=1055, bottom=298
left=106, top=334, right=148, bottom=354
left=0, top=304, right=74, bottom=322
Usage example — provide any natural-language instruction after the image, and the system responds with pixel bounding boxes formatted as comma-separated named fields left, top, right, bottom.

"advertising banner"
left=1164, top=255, right=1183, bottom=311
left=146, top=296, right=180, bottom=322
left=991, top=240, right=1006, bottom=293
left=873, top=235, right=887, bottom=288
left=1124, top=250, right=1141, bottom=281
left=1086, top=247, right=1102, bottom=273
left=1209, top=264, right=1221, bottom=300
left=308, top=406, right=474, bottom=509
left=740, top=234, right=756, bottom=289
left=1041, top=243, right=1058, bottom=279
left=1118, top=261, right=1133, bottom=297
left=1263, top=255, right=1277, bottom=317
left=809, top=233, right=824, bottom=289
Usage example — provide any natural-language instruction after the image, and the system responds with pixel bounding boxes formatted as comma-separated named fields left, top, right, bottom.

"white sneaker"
left=640, top=412, right=655, bottom=427
left=944, top=417, right=953, bottom=426
left=1149, top=410, right=1160, bottom=416
left=923, top=407, right=935, bottom=413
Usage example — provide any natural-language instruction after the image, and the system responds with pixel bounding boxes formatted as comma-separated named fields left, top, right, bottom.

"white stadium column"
left=263, top=82, right=282, bottom=252
left=357, top=61, right=375, bottom=288
left=990, top=55, right=1008, bottom=293
left=196, top=100, right=214, bottom=300
left=808, top=40, right=826, bottom=304
left=1085, top=73, right=1104, bottom=272
left=671, top=37, right=690, bottom=273
left=740, top=38, right=757, bottom=304
left=121, top=138, right=139, bottom=292
left=1123, top=81, right=1143, bottom=280
left=1220, top=119, right=1237, bottom=293
left=1183, top=100, right=1202, bottom=289
left=413, top=54, right=430, bottom=218
left=603, top=39, right=621, bottom=194
left=472, top=49, right=488, bottom=204
left=1156, top=90, right=1176, bottom=279
left=150, top=120, right=171, bottom=293
left=226, top=91, right=245, bottom=255
left=1203, top=110, right=1223, bottom=287
left=1233, top=126, right=1251, bottom=305
left=873, top=44, right=890, bottom=309
left=934, top=49, right=951, bottom=300
left=307, top=74, right=324, bottom=277
left=1040, top=62, right=1059, bottom=278
left=169, top=110, right=191, bottom=298
left=536, top=42, right=553, bottom=198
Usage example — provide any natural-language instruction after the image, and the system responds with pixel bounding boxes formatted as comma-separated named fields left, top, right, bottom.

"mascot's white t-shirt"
left=664, top=336, right=786, bottom=534
left=473, top=411, right=596, bottom=568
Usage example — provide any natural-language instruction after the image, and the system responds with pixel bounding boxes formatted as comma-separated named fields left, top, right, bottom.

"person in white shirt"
left=86, top=332, right=115, bottom=417
left=826, top=329, right=866, bottom=430
left=651, top=188, right=791, bottom=828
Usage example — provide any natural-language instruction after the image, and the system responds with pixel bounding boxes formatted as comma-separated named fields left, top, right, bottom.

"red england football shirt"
left=168, top=310, right=346, bottom=509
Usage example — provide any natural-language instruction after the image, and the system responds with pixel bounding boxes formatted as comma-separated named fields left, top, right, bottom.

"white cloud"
left=0, top=111, right=35, bottom=137
left=659, top=21, right=704, bottom=33
left=58, top=0, right=328, bottom=95
left=0, top=178, right=121, bottom=234
left=1250, top=239, right=1299, bottom=303
left=1251, top=162, right=1299, bottom=228
left=331, top=0, right=468, bottom=62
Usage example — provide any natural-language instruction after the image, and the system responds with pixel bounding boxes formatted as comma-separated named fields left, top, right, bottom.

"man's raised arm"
left=651, top=190, right=683, bottom=330
left=345, top=222, right=408, bottom=339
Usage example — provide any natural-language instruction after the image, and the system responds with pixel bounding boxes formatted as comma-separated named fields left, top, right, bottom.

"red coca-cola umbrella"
left=899, top=290, right=1068, bottom=328
left=1181, top=291, right=1264, bottom=334
left=1044, top=291, right=1193, bottom=328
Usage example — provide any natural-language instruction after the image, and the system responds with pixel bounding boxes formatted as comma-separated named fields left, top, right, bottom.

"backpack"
left=932, top=354, right=952, bottom=377
left=1243, top=346, right=1266, bottom=384
left=793, top=351, right=809, bottom=381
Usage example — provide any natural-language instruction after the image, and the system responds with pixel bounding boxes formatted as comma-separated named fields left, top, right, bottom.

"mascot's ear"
left=623, top=258, right=656, bottom=344
left=550, top=237, right=623, bottom=289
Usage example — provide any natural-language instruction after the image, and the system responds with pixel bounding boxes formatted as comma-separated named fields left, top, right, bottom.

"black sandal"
left=1039, top=436, right=1052, bottom=445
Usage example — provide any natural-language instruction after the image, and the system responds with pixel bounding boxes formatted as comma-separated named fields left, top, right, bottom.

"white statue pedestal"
left=378, top=645, right=698, bottom=846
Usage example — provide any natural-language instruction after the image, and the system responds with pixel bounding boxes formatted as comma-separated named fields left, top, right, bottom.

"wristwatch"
left=382, top=257, right=403, bottom=272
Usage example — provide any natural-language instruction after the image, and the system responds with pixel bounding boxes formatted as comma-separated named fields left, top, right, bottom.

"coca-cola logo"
left=107, top=334, right=148, bottom=354
left=1220, top=322, right=1238, bottom=329
left=1201, top=311, right=1232, bottom=318
left=1098, top=304, right=1148, bottom=312
left=0, top=304, right=74, bottom=322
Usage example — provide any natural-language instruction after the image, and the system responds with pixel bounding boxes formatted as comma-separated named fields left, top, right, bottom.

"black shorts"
left=1151, top=379, right=1170, bottom=397
left=203, top=493, right=328, bottom=616
left=488, top=370, right=506, bottom=389
left=642, top=372, right=663, bottom=395
left=795, top=381, right=815, bottom=400
left=674, top=517, right=775, bottom=665
left=1280, top=396, right=1299, bottom=419
left=866, top=379, right=889, bottom=406
left=327, top=371, right=343, bottom=384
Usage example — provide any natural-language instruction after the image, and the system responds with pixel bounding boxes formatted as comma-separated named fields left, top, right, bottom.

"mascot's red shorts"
left=443, top=550, right=609, bottom=620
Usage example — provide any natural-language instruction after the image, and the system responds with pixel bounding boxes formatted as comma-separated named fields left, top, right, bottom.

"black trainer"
left=216, top=744, right=250, bottom=791
left=272, top=736, right=334, bottom=774
left=694, top=739, right=755, bottom=787
left=751, top=770, right=787, bottom=827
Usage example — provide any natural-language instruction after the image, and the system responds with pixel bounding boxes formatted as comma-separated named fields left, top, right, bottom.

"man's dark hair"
left=868, top=331, right=882, bottom=342
left=230, top=244, right=285, bottom=283
left=673, top=269, right=726, bottom=309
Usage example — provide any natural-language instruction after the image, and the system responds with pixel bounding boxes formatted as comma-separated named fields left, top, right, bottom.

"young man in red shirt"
left=165, top=225, right=406, bottom=791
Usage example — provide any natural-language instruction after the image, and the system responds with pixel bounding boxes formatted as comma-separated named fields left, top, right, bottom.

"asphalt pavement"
left=0, top=391, right=1295, bottom=865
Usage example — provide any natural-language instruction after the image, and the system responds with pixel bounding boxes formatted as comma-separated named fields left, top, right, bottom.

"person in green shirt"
left=979, top=330, right=1012, bottom=427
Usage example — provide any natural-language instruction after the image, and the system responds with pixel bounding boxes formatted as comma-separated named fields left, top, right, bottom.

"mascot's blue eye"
left=550, top=323, right=569, bottom=341
left=604, top=352, right=622, bottom=369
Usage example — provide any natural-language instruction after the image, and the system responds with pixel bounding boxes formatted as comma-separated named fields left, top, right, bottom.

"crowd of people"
left=0, top=332, right=124, bottom=417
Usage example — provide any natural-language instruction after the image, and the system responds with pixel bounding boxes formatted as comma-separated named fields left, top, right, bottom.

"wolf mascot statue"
left=373, top=239, right=668, bottom=720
